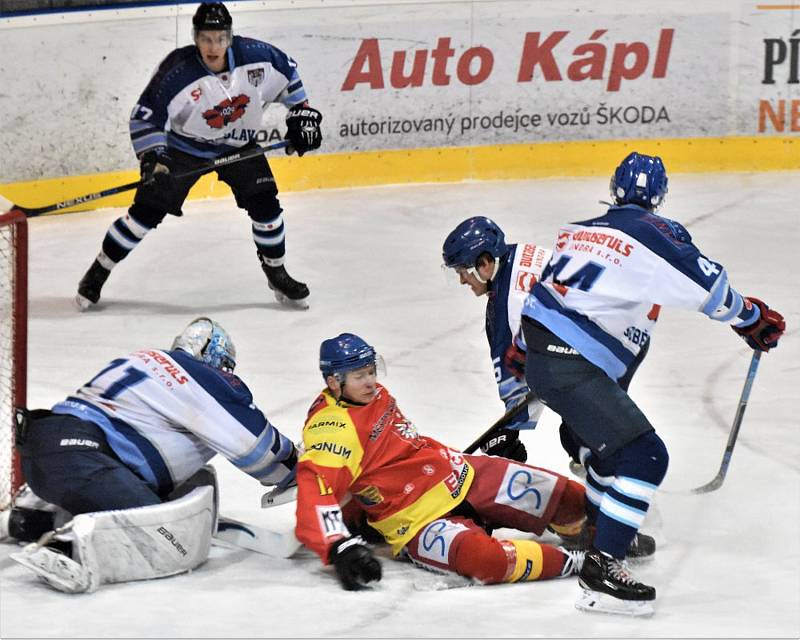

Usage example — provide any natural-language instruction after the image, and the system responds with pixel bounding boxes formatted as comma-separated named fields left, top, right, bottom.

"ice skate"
left=75, top=259, right=110, bottom=310
left=555, top=523, right=655, bottom=561
left=259, top=256, right=310, bottom=310
left=575, top=548, right=655, bottom=617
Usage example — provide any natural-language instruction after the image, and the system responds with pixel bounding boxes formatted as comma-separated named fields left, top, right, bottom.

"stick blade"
left=691, top=474, right=724, bottom=494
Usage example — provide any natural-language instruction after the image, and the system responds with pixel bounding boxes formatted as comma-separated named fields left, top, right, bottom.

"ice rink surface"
left=1, top=171, right=798, bottom=638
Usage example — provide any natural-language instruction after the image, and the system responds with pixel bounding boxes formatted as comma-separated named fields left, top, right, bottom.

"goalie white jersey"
left=521, top=205, right=759, bottom=381
left=51, top=349, right=295, bottom=495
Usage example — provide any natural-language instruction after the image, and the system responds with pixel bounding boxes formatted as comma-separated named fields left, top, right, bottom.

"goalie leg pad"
left=11, top=485, right=214, bottom=593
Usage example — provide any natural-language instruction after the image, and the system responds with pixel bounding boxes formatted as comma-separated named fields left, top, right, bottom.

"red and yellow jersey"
left=295, top=384, right=474, bottom=561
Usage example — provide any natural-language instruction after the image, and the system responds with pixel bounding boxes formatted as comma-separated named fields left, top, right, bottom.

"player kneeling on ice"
left=76, top=2, right=321, bottom=311
left=520, top=152, right=786, bottom=616
left=294, top=332, right=588, bottom=591
left=5, top=318, right=299, bottom=593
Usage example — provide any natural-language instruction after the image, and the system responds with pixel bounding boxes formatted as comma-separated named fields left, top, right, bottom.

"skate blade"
left=271, top=289, right=309, bottom=310
left=74, top=293, right=94, bottom=311
left=575, top=587, right=655, bottom=617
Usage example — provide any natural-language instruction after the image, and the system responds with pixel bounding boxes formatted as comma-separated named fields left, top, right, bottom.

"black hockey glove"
left=140, top=148, right=174, bottom=187
left=328, top=536, right=382, bottom=591
left=732, top=297, right=785, bottom=352
left=480, top=427, right=527, bottom=463
left=284, top=104, right=322, bottom=157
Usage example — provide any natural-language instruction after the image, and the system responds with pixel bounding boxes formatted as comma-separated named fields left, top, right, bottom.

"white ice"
left=1, top=172, right=798, bottom=638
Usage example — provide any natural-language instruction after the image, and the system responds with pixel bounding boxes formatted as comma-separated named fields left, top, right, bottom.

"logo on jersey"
left=202, top=94, right=251, bottom=128
left=310, top=441, right=352, bottom=459
left=247, top=68, right=265, bottom=87
left=515, top=271, right=537, bottom=292
left=556, top=231, right=571, bottom=251
left=355, top=485, right=383, bottom=506
left=316, top=505, right=346, bottom=538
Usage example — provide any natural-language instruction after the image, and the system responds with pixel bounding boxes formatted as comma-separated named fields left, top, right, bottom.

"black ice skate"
left=575, top=548, right=655, bottom=617
left=555, top=523, right=656, bottom=561
left=75, top=259, right=111, bottom=311
left=259, top=254, right=310, bottom=309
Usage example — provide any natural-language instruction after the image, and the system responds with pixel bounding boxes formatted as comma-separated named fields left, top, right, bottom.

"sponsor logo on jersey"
left=59, top=438, right=100, bottom=449
left=310, top=441, right=352, bottom=459
left=369, top=399, right=397, bottom=441
left=134, top=351, right=189, bottom=384
left=317, top=504, right=346, bottom=538
left=571, top=230, right=633, bottom=256
left=202, top=94, right=251, bottom=129
left=444, top=453, right=469, bottom=498
left=247, top=68, right=265, bottom=87
left=157, top=526, right=188, bottom=556
left=516, top=270, right=537, bottom=292
left=394, top=416, right=419, bottom=439
left=308, top=419, right=347, bottom=434
left=355, top=485, right=383, bottom=506
left=556, top=231, right=571, bottom=251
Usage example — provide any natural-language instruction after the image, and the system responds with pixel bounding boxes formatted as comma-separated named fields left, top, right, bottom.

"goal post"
left=0, top=208, right=27, bottom=510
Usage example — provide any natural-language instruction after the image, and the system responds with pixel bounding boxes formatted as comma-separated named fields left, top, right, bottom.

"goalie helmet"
left=319, top=333, right=376, bottom=379
left=610, top=152, right=668, bottom=210
left=172, top=317, right=236, bottom=372
left=193, top=2, right=232, bottom=34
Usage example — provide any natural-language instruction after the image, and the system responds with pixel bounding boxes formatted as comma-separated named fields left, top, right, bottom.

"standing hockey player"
left=441, top=216, right=655, bottom=558
left=294, top=332, right=589, bottom=591
left=76, top=2, right=322, bottom=311
left=520, top=152, right=785, bottom=616
left=8, top=317, right=299, bottom=593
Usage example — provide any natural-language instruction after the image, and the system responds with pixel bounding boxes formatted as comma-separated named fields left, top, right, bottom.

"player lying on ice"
left=2, top=317, right=299, bottom=593
left=294, top=332, right=592, bottom=591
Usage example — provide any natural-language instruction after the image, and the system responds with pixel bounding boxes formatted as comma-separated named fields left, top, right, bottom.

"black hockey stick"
left=463, top=390, right=537, bottom=454
left=692, top=350, right=762, bottom=494
left=10, top=140, right=289, bottom=218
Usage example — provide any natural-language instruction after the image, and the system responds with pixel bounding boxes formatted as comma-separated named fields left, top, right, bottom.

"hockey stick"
left=214, top=514, right=302, bottom=559
left=9, top=140, right=289, bottom=218
left=692, top=350, right=762, bottom=494
left=463, top=390, right=537, bottom=454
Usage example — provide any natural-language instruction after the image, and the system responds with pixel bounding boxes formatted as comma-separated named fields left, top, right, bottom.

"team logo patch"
left=515, top=270, right=537, bottom=292
left=247, top=68, right=265, bottom=86
left=316, top=504, right=346, bottom=538
left=202, top=94, right=251, bottom=129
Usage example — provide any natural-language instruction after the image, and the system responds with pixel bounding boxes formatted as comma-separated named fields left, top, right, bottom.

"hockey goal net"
left=0, top=209, right=27, bottom=510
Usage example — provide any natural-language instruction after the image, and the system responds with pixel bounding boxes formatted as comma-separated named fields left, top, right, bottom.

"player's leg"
left=405, top=515, right=583, bottom=585
left=75, top=151, right=201, bottom=309
left=218, top=152, right=309, bottom=308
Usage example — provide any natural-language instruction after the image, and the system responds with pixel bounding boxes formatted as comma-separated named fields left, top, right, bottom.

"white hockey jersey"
left=51, top=349, right=295, bottom=495
left=130, top=36, right=308, bottom=159
left=521, top=205, right=759, bottom=381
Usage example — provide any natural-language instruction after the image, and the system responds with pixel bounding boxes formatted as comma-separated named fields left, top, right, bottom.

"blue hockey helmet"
left=610, top=152, right=668, bottom=209
left=172, top=317, right=236, bottom=372
left=319, top=333, right=377, bottom=379
left=442, top=217, right=509, bottom=271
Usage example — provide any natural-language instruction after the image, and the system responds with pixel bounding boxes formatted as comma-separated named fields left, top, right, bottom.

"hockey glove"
left=480, top=427, right=527, bottom=463
left=329, top=536, right=382, bottom=591
left=733, top=297, right=785, bottom=352
left=140, top=148, right=174, bottom=187
left=285, top=104, right=322, bottom=157
left=504, top=342, right=527, bottom=380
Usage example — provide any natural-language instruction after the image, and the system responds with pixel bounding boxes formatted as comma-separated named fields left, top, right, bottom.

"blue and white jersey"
left=521, top=205, right=759, bottom=381
left=51, top=349, right=295, bottom=495
left=488, top=242, right=550, bottom=429
left=130, top=35, right=308, bottom=159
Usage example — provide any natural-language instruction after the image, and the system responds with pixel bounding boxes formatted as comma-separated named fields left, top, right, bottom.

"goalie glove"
left=733, top=297, right=785, bottom=352
left=328, top=536, right=382, bottom=591
left=139, top=147, right=173, bottom=187
left=284, top=104, right=322, bottom=157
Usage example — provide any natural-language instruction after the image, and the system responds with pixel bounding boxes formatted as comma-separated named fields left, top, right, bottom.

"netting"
left=0, top=210, right=26, bottom=510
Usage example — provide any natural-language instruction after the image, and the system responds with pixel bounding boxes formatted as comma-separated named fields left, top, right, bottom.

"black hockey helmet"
left=192, top=2, right=232, bottom=31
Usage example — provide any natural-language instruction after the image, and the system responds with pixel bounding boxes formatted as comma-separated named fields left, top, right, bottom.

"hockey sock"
left=501, top=540, right=566, bottom=582
left=451, top=531, right=508, bottom=584
left=251, top=216, right=285, bottom=261
left=101, top=209, right=155, bottom=263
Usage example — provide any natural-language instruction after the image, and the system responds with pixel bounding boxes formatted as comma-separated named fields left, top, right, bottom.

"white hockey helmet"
left=172, top=317, right=236, bottom=372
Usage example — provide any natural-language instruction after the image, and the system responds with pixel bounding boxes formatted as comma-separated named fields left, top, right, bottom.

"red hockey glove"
left=329, top=537, right=382, bottom=591
left=504, top=342, right=527, bottom=380
left=733, top=297, right=785, bottom=352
